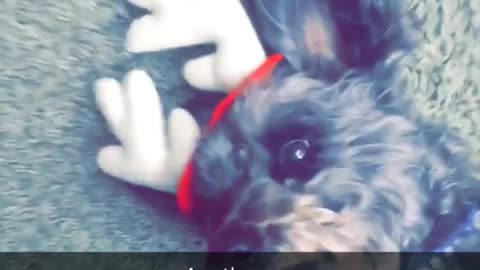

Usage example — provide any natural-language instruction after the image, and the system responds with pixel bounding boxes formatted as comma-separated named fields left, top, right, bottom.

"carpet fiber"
left=0, top=0, right=478, bottom=251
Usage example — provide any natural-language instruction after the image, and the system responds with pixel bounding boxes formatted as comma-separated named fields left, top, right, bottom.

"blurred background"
left=0, top=0, right=478, bottom=251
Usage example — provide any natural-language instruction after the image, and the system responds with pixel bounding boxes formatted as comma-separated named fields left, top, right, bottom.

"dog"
left=96, top=0, right=480, bottom=267
left=185, top=0, right=480, bottom=255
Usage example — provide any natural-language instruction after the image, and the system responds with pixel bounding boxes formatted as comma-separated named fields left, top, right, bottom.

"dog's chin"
left=206, top=220, right=402, bottom=269
left=207, top=239, right=401, bottom=270
left=203, top=184, right=404, bottom=253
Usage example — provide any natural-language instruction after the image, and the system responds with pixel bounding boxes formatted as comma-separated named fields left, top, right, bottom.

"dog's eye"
left=280, top=139, right=311, bottom=165
left=264, top=122, right=326, bottom=184
left=272, top=138, right=319, bottom=183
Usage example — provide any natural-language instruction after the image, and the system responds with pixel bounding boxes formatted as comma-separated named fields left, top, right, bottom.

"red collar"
left=176, top=53, right=285, bottom=215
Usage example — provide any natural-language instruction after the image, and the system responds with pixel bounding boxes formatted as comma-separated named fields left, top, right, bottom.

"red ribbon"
left=176, top=53, right=285, bottom=215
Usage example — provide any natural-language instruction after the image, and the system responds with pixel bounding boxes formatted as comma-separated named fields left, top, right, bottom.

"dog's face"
left=193, top=72, right=479, bottom=254
left=188, top=0, right=480, bottom=254
left=192, top=74, right=431, bottom=252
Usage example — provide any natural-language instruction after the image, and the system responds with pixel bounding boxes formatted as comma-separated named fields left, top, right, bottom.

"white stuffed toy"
left=95, top=0, right=266, bottom=194
left=127, top=0, right=266, bottom=91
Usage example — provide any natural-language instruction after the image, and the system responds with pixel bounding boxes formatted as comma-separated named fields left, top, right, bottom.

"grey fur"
left=189, top=0, right=480, bottom=256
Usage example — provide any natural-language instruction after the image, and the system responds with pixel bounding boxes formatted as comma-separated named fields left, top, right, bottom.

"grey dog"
left=182, top=0, right=480, bottom=259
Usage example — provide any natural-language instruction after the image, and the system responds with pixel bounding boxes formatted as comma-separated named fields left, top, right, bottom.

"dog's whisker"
left=349, top=157, right=419, bottom=165
left=375, top=86, right=394, bottom=102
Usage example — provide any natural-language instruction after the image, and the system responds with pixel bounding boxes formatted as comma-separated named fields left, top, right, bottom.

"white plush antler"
left=95, top=0, right=266, bottom=195
left=95, top=70, right=200, bottom=194
left=126, top=0, right=266, bottom=91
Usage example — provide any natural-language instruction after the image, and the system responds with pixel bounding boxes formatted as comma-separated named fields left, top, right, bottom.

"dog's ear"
left=251, top=0, right=415, bottom=76
left=250, top=0, right=336, bottom=73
